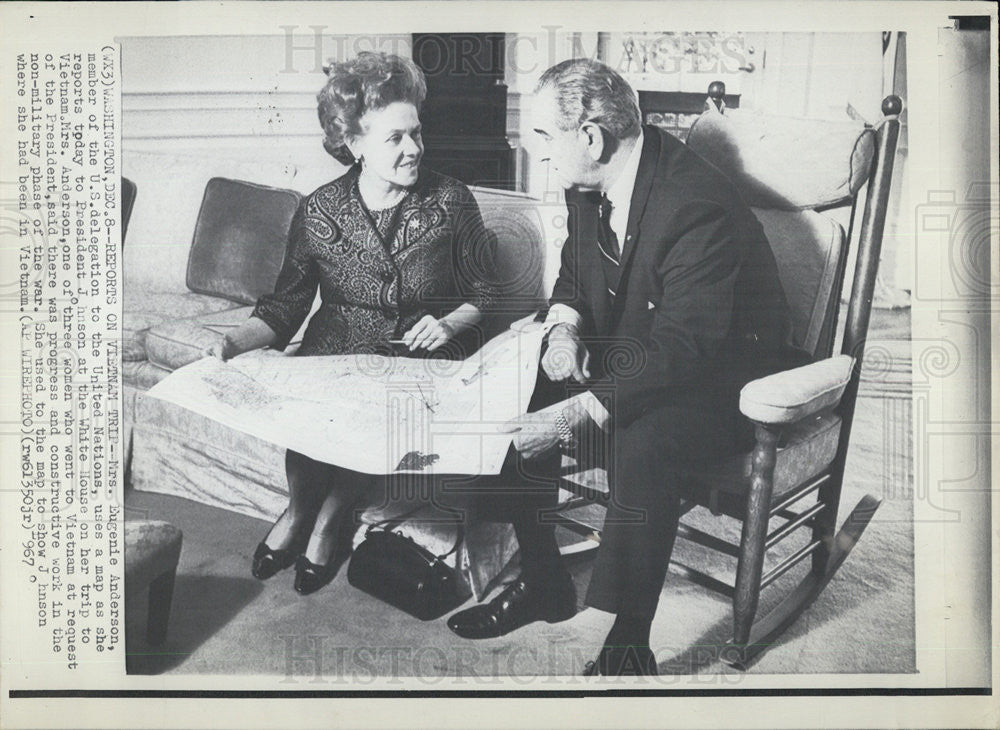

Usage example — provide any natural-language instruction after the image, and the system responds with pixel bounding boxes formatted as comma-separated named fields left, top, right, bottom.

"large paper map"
left=145, top=319, right=552, bottom=475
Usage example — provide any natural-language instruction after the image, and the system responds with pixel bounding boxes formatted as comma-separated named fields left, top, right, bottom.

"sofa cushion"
left=124, top=287, right=243, bottom=361
left=122, top=150, right=298, bottom=293
left=187, top=178, right=302, bottom=305
left=144, top=306, right=255, bottom=371
left=124, top=359, right=173, bottom=391
left=125, top=287, right=245, bottom=320
left=123, top=312, right=165, bottom=362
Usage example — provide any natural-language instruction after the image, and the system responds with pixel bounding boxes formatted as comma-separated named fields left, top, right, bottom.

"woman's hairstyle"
left=317, top=51, right=428, bottom=165
left=535, top=58, right=641, bottom=141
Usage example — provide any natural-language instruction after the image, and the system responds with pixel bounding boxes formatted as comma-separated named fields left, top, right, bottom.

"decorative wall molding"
left=123, top=90, right=321, bottom=140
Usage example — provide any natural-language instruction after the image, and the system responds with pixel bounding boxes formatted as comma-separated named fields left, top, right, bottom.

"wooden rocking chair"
left=554, top=83, right=904, bottom=669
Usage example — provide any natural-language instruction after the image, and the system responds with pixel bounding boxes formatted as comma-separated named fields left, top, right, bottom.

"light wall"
left=120, top=34, right=409, bottom=192
left=506, top=31, right=887, bottom=196
left=122, top=32, right=889, bottom=196
left=121, top=32, right=909, bottom=294
left=504, top=30, right=910, bottom=297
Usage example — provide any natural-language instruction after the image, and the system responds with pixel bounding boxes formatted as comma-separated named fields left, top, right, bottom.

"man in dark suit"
left=447, top=59, right=794, bottom=675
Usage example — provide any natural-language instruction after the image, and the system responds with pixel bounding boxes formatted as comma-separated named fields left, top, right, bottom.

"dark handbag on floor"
left=347, top=519, right=469, bottom=621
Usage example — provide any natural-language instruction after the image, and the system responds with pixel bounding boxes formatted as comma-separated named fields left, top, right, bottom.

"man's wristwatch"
left=554, top=411, right=576, bottom=451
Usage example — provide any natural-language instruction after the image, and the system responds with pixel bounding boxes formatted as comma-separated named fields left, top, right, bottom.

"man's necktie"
left=597, top=194, right=620, bottom=262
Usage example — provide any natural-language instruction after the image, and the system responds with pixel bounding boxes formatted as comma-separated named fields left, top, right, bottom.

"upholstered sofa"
left=122, top=150, right=561, bottom=597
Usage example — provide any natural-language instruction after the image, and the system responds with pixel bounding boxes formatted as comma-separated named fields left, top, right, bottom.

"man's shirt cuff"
left=572, top=391, right=611, bottom=432
left=544, top=304, right=583, bottom=330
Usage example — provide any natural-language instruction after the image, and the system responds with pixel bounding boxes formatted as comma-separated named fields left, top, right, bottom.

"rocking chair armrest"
left=739, top=354, right=855, bottom=425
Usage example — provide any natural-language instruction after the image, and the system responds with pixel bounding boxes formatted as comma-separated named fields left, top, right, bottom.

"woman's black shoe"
left=294, top=555, right=336, bottom=595
left=251, top=541, right=300, bottom=580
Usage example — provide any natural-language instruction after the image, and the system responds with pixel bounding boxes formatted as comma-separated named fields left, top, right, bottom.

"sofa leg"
left=147, top=568, right=177, bottom=646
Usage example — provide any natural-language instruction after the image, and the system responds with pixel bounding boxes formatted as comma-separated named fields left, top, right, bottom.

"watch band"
left=555, top=412, right=575, bottom=450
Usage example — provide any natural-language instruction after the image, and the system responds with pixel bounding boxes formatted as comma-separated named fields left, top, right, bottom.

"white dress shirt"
left=543, top=130, right=645, bottom=430
left=604, top=128, right=645, bottom=257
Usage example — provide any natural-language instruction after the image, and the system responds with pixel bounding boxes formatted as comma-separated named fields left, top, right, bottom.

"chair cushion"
left=752, top=208, right=845, bottom=356
left=186, top=178, right=302, bottom=305
left=144, top=306, right=255, bottom=371
left=683, top=412, right=843, bottom=499
left=124, top=520, right=183, bottom=590
left=686, top=107, right=875, bottom=211
left=561, top=412, right=842, bottom=502
left=740, top=355, right=854, bottom=424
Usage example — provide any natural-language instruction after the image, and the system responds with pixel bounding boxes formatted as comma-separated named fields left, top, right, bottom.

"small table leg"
left=146, top=568, right=177, bottom=646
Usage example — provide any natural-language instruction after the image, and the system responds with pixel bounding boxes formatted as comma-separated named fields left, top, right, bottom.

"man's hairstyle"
left=535, top=58, right=641, bottom=140
left=317, top=51, right=428, bottom=165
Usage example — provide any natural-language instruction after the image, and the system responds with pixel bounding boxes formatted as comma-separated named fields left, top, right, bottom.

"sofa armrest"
left=740, top=354, right=855, bottom=424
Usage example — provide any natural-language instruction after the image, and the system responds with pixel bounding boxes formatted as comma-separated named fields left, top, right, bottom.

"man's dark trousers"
left=476, top=370, right=749, bottom=617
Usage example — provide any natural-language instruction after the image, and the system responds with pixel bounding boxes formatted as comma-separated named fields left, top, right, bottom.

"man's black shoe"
left=447, top=573, right=576, bottom=639
left=582, top=645, right=659, bottom=676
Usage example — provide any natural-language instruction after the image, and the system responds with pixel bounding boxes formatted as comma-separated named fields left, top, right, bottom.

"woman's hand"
left=202, top=318, right=280, bottom=361
left=401, top=315, right=456, bottom=352
left=203, top=333, right=238, bottom=361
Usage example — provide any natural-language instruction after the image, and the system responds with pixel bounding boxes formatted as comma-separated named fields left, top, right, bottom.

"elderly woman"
left=208, top=52, right=499, bottom=594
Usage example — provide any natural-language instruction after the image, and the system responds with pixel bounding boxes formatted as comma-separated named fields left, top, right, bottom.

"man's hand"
left=500, top=400, right=589, bottom=460
left=498, top=411, right=561, bottom=460
left=541, top=323, right=591, bottom=383
left=402, top=315, right=456, bottom=352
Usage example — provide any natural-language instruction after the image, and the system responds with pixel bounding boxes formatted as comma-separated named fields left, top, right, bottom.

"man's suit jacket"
left=550, top=125, right=798, bottom=430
